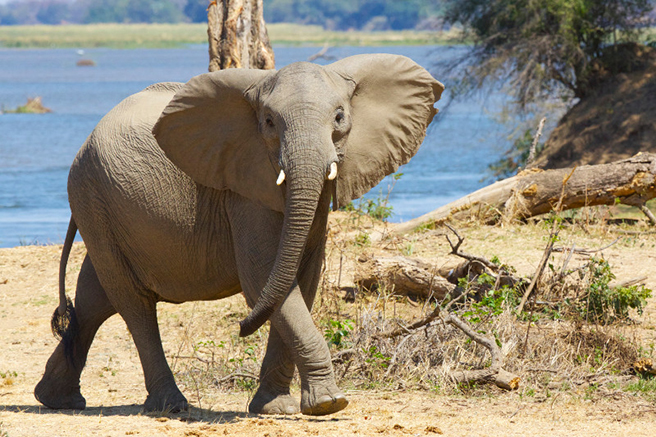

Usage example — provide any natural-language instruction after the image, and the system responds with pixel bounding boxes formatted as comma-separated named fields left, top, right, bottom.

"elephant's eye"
left=335, top=110, right=344, bottom=124
left=265, top=117, right=274, bottom=127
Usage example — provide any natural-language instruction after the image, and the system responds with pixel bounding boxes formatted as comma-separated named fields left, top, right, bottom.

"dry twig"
left=308, top=43, right=336, bottom=61
left=638, top=204, right=656, bottom=226
left=552, top=238, right=620, bottom=255
left=444, top=224, right=499, bottom=272
left=525, top=117, right=546, bottom=169
left=215, top=372, right=259, bottom=384
left=517, top=167, right=576, bottom=315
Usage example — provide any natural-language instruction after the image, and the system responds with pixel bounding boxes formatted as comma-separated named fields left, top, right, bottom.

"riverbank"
left=0, top=23, right=461, bottom=49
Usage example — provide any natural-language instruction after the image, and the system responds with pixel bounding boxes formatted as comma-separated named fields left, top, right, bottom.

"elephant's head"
left=152, top=54, right=444, bottom=336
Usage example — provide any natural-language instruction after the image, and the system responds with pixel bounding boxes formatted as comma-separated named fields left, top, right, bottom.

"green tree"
left=441, top=0, right=653, bottom=109
left=36, top=1, right=73, bottom=24
left=84, top=0, right=184, bottom=23
left=263, top=0, right=438, bottom=30
left=185, top=0, right=210, bottom=22
left=84, top=0, right=129, bottom=23
left=126, top=0, right=185, bottom=23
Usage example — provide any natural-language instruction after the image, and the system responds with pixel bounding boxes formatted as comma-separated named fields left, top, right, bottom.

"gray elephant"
left=34, top=54, right=444, bottom=415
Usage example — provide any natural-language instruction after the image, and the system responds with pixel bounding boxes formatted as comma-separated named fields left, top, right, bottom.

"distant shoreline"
left=0, top=23, right=462, bottom=49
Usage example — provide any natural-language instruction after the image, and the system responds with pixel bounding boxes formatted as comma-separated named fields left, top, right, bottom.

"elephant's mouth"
left=275, top=161, right=338, bottom=186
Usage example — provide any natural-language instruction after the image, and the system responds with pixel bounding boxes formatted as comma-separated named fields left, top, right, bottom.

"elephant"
left=34, top=54, right=444, bottom=415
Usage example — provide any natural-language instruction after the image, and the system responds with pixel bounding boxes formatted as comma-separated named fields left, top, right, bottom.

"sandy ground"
left=1, top=220, right=656, bottom=436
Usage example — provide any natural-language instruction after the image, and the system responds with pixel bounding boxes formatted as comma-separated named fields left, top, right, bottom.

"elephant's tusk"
left=276, top=169, right=286, bottom=185
left=327, top=162, right=338, bottom=180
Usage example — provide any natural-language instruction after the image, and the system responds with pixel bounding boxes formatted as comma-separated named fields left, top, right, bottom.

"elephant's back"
left=70, top=81, right=196, bottom=214
left=68, top=83, right=201, bottom=272
left=67, top=82, right=240, bottom=300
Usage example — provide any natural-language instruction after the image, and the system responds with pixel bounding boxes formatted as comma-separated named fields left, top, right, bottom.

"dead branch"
left=552, top=238, right=620, bottom=254
left=638, top=204, right=656, bottom=225
left=373, top=305, right=519, bottom=390
left=556, top=243, right=575, bottom=282
left=215, top=372, right=259, bottom=384
left=441, top=311, right=519, bottom=389
left=525, top=117, right=546, bottom=169
left=331, top=348, right=355, bottom=364
left=374, top=304, right=441, bottom=340
left=444, top=224, right=499, bottom=272
left=308, top=44, right=336, bottom=62
left=609, top=276, right=648, bottom=289
left=441, top=311, right=501, bottom=369
left=393, top=153, right=656, bottom=234
left=611, top=229, right=656, bottom=235
left=517, top=167, right=576, bottom=315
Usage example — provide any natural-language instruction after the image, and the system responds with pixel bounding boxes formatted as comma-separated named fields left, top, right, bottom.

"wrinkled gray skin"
left=34, top=54, right=443, bottom=415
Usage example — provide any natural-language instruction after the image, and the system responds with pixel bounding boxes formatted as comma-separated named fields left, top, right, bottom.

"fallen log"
left=393, top=153, right=656, bottom=235
left=354, top=252, right=521, bottom=303
left=354, top=255, right=455, bottom=299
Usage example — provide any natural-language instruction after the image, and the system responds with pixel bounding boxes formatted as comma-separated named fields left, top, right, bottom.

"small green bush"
left=342, top=172, right=402, bottom=222
left=324, top=319, right=354, bottom=349
left=581, top=257, right=652, bottom=323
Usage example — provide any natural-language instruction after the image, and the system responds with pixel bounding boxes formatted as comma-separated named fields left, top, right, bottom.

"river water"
left=0, top=45, right=506, bottom=248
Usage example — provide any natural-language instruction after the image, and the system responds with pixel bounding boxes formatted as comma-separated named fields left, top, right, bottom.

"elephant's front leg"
left=231, top=204, right=301, bottom=415
left=269, top=285, right=348, bottom=415
left=231, top=197, right=346, bottom=415
left=250, top=234, right=334, bottom=415
left=248, top=326, right=299, bottom=414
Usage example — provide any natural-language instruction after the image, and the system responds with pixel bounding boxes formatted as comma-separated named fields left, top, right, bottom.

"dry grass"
left=162, top=208, right=656, bottom=409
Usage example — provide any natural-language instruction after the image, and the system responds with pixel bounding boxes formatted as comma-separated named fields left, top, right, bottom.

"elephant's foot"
left=300, top=382, right=348, bottom=416
left=249, top=386, right=299, bottom=415
left=144, top=389, right=189, bottom=413
left=34, top=377, right=86, bottom=410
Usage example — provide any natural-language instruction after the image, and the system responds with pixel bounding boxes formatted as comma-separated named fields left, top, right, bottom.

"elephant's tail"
left=51, top=217, right=79, bottom=364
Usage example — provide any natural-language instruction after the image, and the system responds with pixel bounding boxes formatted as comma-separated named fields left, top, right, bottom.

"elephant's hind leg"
left=35, top=255, right=117, bottom=409
left=108, top=288, right=188, bottom=413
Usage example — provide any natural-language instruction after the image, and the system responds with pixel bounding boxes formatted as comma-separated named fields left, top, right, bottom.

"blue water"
left=0, top=45, right=505, bottom=248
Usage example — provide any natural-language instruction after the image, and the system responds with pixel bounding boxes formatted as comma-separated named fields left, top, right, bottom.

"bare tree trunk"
left=393, top=153, right=656, bottom=235
left=207, top=0, right=275, bottom=71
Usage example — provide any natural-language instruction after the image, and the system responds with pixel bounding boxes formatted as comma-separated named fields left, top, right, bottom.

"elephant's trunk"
left=239, top=143, right=328, bottom=337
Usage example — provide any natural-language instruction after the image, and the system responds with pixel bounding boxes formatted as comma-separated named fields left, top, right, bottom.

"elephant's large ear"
left=326, top=54, right=444, bottom=207
left=152, top=69, right=284, bottom=212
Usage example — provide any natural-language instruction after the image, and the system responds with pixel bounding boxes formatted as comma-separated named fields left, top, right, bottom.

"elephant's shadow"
left=1, top=404, right=344, bottom=424
left=1, top=403, right=247, bottom=422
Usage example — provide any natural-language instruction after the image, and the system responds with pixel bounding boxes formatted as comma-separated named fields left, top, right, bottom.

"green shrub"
left=581, top=257, right=652, bottom=323
left=342, top=172, right=402, bottom=222
left=324, top=319, right=354, bottom=349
